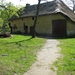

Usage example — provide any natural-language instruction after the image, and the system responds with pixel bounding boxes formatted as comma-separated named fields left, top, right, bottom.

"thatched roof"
left=10, top=0, right=75, bottom=22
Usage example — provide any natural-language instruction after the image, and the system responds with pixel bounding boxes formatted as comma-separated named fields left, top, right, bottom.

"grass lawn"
left=54, top=38, right=75, bottom=75
left=0, top=35, right=45, bottom=75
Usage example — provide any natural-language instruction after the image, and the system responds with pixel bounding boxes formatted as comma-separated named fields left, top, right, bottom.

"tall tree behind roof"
left=71, top=0, right=75, bottom=12
left=62, top=0, right=75, bottom=12
left=32, top=0, right=41, bottom=38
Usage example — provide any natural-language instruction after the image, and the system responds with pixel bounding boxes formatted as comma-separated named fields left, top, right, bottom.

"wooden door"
left=30, top=26, right=34, bottom=35
left=52, top=19, right=67, bottom=37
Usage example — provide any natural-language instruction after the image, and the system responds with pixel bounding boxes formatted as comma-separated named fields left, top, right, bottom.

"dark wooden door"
left=52, top=19, right=67, bottom=37
left=30, top=26, right=34, bottom=35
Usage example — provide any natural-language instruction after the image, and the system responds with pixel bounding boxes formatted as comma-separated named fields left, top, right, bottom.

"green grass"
left=0, top=35, right=45, bottom=75
left=54, top=38, right=75, bottom=75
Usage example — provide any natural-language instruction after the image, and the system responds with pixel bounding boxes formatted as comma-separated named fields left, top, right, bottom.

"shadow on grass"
left=1, top=37, right=33, bottom=48
left=37, top=35, right=75, bottom=40
left=14, top=37, right=33, bottom=47
left=1, top=35, right=75, bottom=47
left=1, top=37, right=33, bottom=50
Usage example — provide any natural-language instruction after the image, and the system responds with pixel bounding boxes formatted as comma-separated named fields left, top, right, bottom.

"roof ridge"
left=9, top=0, right=75, bottom=22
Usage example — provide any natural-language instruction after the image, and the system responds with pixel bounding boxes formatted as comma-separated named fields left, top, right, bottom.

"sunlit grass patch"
left=0, top=35, right=45, bottom=75
left=54, top=38, right=75, bottom=75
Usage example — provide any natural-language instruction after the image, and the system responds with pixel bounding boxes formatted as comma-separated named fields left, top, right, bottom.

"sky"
left=5, top=0, right=73, bottom=10
left=5, top=0, right=53, bottom=6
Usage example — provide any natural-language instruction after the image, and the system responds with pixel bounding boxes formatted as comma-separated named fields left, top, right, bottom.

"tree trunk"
left=32, top=0, right=41, bottom=38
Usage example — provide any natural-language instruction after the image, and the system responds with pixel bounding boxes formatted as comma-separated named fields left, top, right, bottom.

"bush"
left=0, top=23, right=11, bottom=38
left=68, top=33, right=75, bottom=38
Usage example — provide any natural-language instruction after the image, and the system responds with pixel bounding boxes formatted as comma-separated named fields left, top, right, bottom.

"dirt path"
left=23, top=39, right=60, bottom=75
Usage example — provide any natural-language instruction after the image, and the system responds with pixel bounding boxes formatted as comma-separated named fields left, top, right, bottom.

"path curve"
left=23, top=39, right=60, bottom=75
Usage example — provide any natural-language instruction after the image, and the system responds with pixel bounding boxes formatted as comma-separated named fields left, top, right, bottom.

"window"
left=32, top=17, right=34, bottom=20
left=24, top=25, right=28, bottom=30
left=25, top=26, right=28, bottom=29
left=13, top=24, right=17, bottom=29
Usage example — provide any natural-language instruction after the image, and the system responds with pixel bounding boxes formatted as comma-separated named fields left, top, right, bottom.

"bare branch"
left=0, top=5, right=8, bottom=9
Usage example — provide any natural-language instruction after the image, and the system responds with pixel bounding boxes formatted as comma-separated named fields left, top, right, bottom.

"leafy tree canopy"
left=0, top=0, right=24, bottom=33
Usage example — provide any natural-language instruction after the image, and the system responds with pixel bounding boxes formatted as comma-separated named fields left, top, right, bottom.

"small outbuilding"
left=9, top=0, right=75, bottom=37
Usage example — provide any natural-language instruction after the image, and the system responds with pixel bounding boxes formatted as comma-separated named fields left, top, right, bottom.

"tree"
left=71, top=0, right=75, bottom=12
left=0, top=18, right=3, bottom=27
left=1, top=2, right=19, bottom=24
left=63, top=0, right=75, bottom=12
left=0, top=0, right=20, bottom=35
left=32, top=0, right=48, bottom=38
left=32, top=0, right=41, bottom=38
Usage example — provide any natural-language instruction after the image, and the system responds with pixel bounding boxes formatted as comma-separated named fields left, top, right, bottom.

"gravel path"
left=23, top=39, right=60, bottom=75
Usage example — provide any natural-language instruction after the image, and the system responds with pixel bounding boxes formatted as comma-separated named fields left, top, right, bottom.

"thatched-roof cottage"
left=9, top=0, right=75, bottom=37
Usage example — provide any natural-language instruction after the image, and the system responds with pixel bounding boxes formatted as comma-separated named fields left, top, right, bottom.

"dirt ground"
left=23, top=39, right=61, bottom=75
